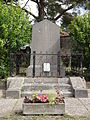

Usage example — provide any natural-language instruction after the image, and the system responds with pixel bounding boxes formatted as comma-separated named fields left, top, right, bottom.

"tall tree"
left=0, top=1, right=32, bottom=78
left=68, top=12, right=90, bottom=69
left=2, top=0, right=88, bottom=22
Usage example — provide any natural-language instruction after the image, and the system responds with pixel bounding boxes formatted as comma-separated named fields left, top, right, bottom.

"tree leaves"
left=68, top=12, right=90, bottom=69
left=0, top=1, right=32, bottom=78
left=2, top=0, right=87, bottom=22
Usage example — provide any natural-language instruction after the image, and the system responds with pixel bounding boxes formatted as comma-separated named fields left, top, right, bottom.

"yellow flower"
left=36, top=94, right=38, bottom=96
left=32, top=94, right=35, bottom=97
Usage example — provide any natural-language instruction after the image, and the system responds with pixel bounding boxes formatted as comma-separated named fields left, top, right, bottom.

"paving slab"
left=13, top=98, right=23, bottom=113
left=0, top=99, right=17, bottom=117
left=65, top=106, right=89, bottom=116
left=65, top=98, right=90, bottom=116
left=79, top=98, right=90, bottom=112
left=65, top=98, right=83, bottom=106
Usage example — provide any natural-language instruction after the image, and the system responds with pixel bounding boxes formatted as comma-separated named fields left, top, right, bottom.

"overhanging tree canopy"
left=2, top=0, right=89, bottom=22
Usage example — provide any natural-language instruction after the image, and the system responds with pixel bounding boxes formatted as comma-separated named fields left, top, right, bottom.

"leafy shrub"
left=84, top=69, right=90, bottom=81
left=0, top=64, right=8, bottom=79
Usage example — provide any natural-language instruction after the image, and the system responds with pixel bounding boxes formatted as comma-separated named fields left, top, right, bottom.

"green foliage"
left=48, top=89, right=57, bottom=104
left=68, top=12, right=90, bottom=72
left=86, top=0, right=90, bottom=10
left=0, top=64, right=8, bottom=79
left=1, top=0, right=88, bottom=22
left=61, top=13, right=73, bottom=31
left=0, top=1, right=32, bottom=78
left=21, top=86, right=24, bottom=93
left=84, top=68, right=90, bottom=81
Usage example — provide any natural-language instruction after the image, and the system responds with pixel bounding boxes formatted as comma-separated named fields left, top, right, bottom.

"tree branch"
left=13, top=0, right=38, bottom=19
left=22, top=0, right=30, bottom=8
left=54, top=5, right=73, bottom=21
left=22, top=0, right=38, bottom=19
left=22, top=7, right=38, bottom=19
left=31, top=0, right=38, bottom=4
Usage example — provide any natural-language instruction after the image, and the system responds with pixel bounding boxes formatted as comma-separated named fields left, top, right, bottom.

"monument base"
left=26, top=65, right=65, bottom=77
left=26, top=65, right=42, bottom=77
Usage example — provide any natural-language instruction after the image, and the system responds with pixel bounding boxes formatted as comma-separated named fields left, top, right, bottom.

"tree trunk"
left=38, top=0, right=44, bottom=21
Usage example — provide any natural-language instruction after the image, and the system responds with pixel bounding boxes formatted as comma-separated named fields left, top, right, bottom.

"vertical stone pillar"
left=26, top=19, right=60, bottom=77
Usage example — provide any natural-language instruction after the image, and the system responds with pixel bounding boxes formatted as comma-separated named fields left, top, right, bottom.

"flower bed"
left=22, top=102, right=65, bottom=115
left=22, top=91, right=65, bottom=115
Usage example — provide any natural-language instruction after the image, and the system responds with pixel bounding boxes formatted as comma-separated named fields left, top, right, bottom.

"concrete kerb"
left=6, top=89, right=21, bottom=99
left=6, top=77, right=24, bottom=99
left=74, top=88, right=88, bottom=98
left=69, top=77, right=88, bottom=98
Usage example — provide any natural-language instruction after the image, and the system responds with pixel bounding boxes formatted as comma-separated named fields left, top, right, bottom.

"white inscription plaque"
left=43, top=63, right=50, bottom=72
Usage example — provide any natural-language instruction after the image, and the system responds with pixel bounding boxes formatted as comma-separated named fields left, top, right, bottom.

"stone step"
left=21, top=91, right=49, bottom=97
left=58, top=78, right=70, bottom=84
left=24, top=78, right=58, bottom=84
left=62, top=91, right=73, bottom=97
left=7, top=77, right=24, bottom=89
left=24, top=77, right=70, bottom=84
left=21, top=90, right=73, bottom=98
left=23, top=83, right=53, bottom=91
left=6, top=77, right=24, bottom=99
left=58, top=84, right=72, bottom=91
left=23, top=83, right=72, bottom=91
left=6, top=89, right=21, bottom=99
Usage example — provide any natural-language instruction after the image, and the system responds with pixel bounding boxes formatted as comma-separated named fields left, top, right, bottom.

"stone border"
left=70, top=77, right=88, bottom=98
left=22, top=103, right=65, bottom=115
left=6, top=77, right=24, bottom=99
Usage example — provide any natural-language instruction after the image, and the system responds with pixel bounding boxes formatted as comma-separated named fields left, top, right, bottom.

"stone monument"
left=27, top=19, right=61, bottom=77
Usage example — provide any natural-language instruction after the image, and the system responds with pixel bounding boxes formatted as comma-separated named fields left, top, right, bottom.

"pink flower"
left=36, top=94, right=48, bottom=103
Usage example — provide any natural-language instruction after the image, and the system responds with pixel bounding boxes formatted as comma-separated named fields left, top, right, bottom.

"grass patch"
left=21, top=86, right=24, bottom=93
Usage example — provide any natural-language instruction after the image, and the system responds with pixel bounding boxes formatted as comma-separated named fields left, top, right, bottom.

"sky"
left=19, top=0, right=88, bottom=26
left=19, top=0, right=38, bottom=18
